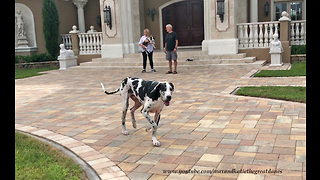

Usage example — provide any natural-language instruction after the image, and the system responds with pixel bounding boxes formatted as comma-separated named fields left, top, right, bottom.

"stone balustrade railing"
left=237, top=19, right=306, bottom=49
left=61, top=34, right=72, bottom=50
left=290, top=20, right=306, bottom=45
left=61, top=25, right=103, bottom=55
left=77, top=32, right=103, bottom=54
left=237, top=21, right=280, bottom=49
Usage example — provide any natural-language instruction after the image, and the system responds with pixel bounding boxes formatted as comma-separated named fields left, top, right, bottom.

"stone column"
left=69, top=25, right=80, bottom=56
left=278, top=11, right=291, bottom=63
left=72, top=0, right=88, bottom=33
left=202, top=0, right=238, bottom=55
left=99, top=0, right=123, bottom=58
left=118, top=0, right=137, bottom=54
left=250, top=0, right=258, bottom=22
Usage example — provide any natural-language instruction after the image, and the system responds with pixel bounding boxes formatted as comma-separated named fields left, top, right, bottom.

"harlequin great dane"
left=100, top=77, right=174, bottom=146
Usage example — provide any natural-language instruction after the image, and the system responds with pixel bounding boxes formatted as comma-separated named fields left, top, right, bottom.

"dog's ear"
left=169, top=82, right=174, bottom=91
left=158, top=83, right=166, bottom=91
left=150, top=82, right=164, bottom=94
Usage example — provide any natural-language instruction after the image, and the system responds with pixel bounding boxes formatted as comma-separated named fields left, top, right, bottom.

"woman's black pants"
left=142, top=51, right=154, bottom=70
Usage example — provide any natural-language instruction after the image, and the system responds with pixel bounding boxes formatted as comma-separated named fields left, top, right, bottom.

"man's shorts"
left=166, top=51, right=178, bottom=60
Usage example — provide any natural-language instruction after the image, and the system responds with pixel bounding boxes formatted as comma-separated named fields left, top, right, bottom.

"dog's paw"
left=152, top=140, right=161, bottom=147
left=122, top=130, right=129, bottom=135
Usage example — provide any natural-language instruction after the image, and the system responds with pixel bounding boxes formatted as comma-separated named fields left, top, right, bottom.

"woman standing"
left=139, top=29, right=156, bottom=73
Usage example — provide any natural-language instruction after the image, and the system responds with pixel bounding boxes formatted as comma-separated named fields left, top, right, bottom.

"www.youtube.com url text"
left=163, top=168, right=282, bottom=175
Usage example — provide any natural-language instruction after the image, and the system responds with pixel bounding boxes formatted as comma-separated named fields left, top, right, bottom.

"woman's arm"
left=139, top=36, right=147, bottom=49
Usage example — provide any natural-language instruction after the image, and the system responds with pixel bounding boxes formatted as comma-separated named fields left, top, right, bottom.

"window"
left=275, top=3, right=287, bottom=20
left=290, top=2, right=302, bottom=20
left=274, top=1, right=303, bottom=21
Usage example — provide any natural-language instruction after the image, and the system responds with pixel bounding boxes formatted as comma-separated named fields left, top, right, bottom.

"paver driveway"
left=15, top=66, right=306, bottom=180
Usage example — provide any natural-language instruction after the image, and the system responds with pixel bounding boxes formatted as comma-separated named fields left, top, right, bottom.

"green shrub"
left=42, top=0, right=60, bottom=57
left=15, top=56, right=20, bottom=63
left=15, top=53, right=57, bottom=63
left=291, top=45, right=306, bottom=55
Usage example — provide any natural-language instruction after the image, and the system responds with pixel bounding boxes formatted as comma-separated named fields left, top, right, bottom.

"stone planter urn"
left=58, top=44, right=78, bottom=70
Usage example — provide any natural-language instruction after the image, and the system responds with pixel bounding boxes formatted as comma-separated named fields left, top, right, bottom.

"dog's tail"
left=100, top=83, right=120, bottom=95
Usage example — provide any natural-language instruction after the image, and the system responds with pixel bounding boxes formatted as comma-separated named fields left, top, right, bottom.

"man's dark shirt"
left=165, top=32, right=178, bottom=51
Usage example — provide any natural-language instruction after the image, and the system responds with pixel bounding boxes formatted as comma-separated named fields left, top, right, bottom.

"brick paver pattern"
left=15, top=65, right=306, bottom=180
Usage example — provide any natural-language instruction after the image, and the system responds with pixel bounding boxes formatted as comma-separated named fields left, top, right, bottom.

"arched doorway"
left=161, top=0, right=204, bottom=47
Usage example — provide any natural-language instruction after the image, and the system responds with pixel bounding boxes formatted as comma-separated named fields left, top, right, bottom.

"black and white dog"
left=100, top=77, right=174, bottom=146
left=142, top=36, right=156, bottom=55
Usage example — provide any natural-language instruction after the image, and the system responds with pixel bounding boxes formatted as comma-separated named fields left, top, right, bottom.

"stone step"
left=94, top=52, right=247, bottom=61
left=91, top=54, right=252, bottom=63
left=77, top=60, right=266, bottom=70
left=123, top=50, right=208, bottom=58
left=81, top=57, right=256, bottom=67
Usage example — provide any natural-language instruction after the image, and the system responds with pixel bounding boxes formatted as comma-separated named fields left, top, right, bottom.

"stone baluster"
left=78, top=34, right=83, bottom=53
left=269, top=23, right=274, bottom=45
left=264, top=23, right=269, bottom=47
left=84, top=34, right=88, bottom=54
left=248, top=24, right=253, bottom=48
left=243, top=25, right=249, bottom=48
left=95, top=34, right=99, bottom=53
left=258, top=24, right=263, bottom=47
left=62, top=35, right=67, bottom=47
left=290, top=23, right=295, bottom=45
left=67, top=35, right=72, bottom=50
left=92, top=34, right=97, bottom=53
left=91, top=34, right=94, bottom=53
left=274, top=23, right=279, bottom=36
left=295, top=22, right=300, bottom=45
left=253, top=24, right=259, bottom=47
left=238, top=25, right=244, bottom=48
left=300, top=22, right=305, bottom=45
left=87, top=34, right=92, bottom=53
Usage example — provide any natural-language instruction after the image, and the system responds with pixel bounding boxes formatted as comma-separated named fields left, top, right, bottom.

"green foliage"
left=15, top=53, right=57, bottom=64
left=42, top=0, right=60, bottom=57
left=291, top=45, right=306, bottom=55
left=15, top=67, right=58, bottom=79
left=15, top=132, right=85, bottom=179
left=236, top=86, right=306, bottom=103
left=254, top=62, right=306, bottom=77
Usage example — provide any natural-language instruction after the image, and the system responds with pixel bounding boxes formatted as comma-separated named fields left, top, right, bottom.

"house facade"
left=15, top=0, right=306, bottom=59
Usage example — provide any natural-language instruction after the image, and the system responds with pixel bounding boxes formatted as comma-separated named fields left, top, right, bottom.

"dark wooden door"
left=162, top=0, right=204, bottom=47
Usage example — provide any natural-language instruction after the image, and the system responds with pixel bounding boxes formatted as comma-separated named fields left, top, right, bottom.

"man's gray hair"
left=166, top=24, right=173, bottom=29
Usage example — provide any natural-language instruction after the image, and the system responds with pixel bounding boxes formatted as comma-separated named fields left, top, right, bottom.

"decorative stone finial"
left=87, top=26, right=97, bottom=33
left=69, top=25, right=80, bottom=33
left=279, top=11, right=291, bottom=21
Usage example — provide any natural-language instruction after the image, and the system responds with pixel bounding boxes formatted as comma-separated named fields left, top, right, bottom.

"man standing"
left=164, top=24, right=178, bottom=74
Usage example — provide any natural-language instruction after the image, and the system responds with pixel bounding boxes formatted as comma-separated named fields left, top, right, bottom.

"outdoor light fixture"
left=217, top=0, right=225, bottom=23
left=147, top=8, right=156, bottom=22
left=264, top=2, right=269, bottom=16
left=103, top=5, right=112, bottom=29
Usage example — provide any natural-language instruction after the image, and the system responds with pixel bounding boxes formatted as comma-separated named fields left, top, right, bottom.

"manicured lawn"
left=235, top=86, right=306, bottom=103
left=15, top=131, right=87, bottom=180
left=254, top=62, right=306, bottom=77
left=15, top=67, right=58, bottom=79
